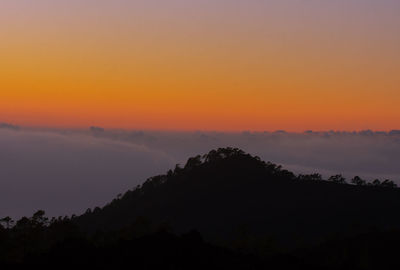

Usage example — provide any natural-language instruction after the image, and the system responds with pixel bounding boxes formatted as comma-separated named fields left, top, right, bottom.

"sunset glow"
left=1, top=0, right=400, bottom=131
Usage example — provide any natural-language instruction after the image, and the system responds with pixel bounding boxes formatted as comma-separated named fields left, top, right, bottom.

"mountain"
left=3, top=147, right=400, bottom=269
left=75, top=147, right=400, bottom=249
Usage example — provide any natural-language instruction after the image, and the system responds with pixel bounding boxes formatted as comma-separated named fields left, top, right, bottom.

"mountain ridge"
left=75, top=147, right=400, bottom=248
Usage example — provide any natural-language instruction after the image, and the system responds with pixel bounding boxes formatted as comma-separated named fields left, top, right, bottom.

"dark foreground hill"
left=76, top=148, right=400, bottom=249
left=2, top=147, right=400, bottom=269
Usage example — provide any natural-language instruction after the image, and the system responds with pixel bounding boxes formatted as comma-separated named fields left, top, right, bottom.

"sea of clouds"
left=2, top=123, right=400, bottom=218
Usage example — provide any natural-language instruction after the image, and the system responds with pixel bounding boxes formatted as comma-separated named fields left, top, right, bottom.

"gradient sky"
left=1, top=0, right=399, bottom=131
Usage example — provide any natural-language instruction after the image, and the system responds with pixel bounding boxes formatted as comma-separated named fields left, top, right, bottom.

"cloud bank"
left=2, top=125, right=400, bottom=218
left=0, top=128, right=174, bottom=218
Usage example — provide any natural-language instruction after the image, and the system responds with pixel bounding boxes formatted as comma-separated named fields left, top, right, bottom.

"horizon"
left=2, top=122, right=400, bottom=134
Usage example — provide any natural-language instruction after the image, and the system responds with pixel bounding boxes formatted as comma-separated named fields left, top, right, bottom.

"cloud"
left=88, top=129, right=400, bottom=181
left=0, top=129, right=175, bottom=218
left=0, top=122, right=20, bottom=130
left=2, top=127, right=400, bottom=218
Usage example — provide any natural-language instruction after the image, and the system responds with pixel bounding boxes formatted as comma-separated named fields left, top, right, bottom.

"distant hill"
left=75, top=147, right=400, bottom=249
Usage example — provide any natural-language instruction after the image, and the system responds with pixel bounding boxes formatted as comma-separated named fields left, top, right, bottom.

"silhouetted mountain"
left=75, top=147, right=400, bottom=250
left=3, top=148, right=400, bottom=269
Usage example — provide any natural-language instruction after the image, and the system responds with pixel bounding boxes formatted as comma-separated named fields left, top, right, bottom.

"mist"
left=2, top=125, right=400, bottom=218
left=0, top=127, right=174, bottom=218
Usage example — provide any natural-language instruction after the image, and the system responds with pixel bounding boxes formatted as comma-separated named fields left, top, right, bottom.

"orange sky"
left=1, top=0, right=400, bottom=131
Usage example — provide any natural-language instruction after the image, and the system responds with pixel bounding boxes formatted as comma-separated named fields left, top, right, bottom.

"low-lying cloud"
left=0, top=128, right=174, bottom=218
left=2, top=126, right=400, bottom=218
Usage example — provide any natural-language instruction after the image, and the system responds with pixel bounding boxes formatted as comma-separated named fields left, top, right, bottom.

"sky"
left=1, top=0, right=400, bottom=131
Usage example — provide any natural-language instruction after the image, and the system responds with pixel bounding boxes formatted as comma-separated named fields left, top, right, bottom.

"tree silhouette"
left=32, top=210, right=48, bottom=227
left=329, top=174, right=346, bottom=184
left=351, top=176, right=366, bottom=186
left=372, top=179, right=381, bottom=186
left=184, top=155, right=202, bottom=170
left=0, top=216, right=14, bottom=229
left=381, top=179, right=397, bottom=188
left=297, top=173, right=322, bottom=181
